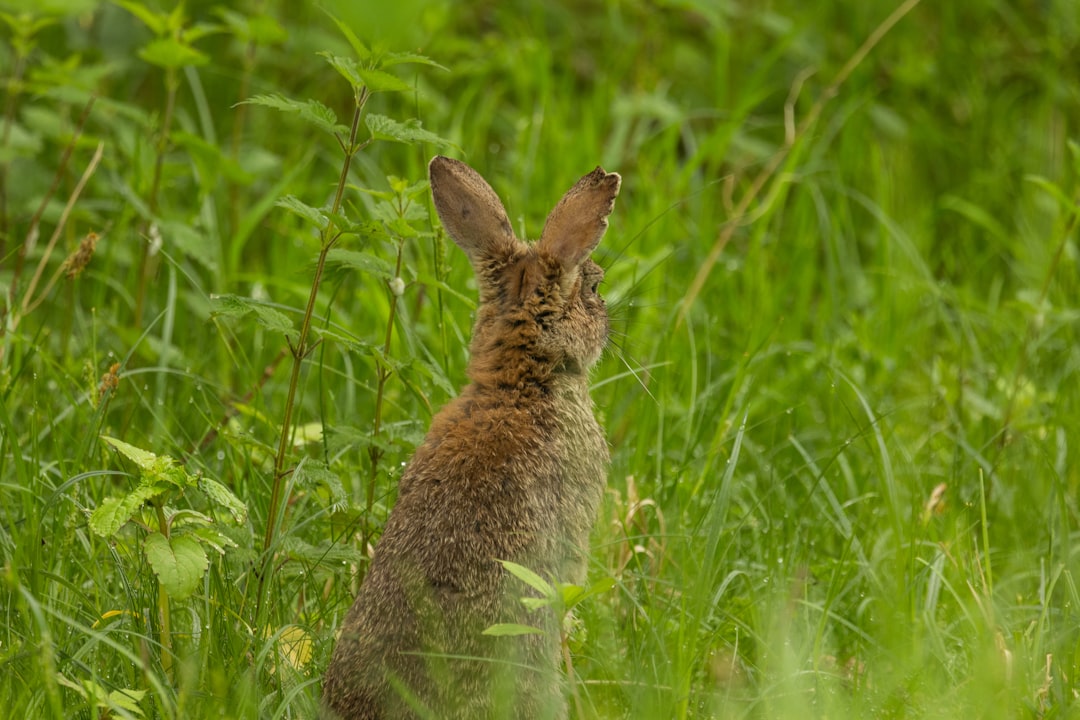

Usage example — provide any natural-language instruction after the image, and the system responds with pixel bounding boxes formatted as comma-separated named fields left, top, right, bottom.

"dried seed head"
left=63, top=232, right=100, bottom=279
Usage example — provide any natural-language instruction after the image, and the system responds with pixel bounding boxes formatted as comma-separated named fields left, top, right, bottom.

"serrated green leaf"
left=365, top=114, right=456, bottom=150
left=294, top=461, right=347, bottom=510
left=167, top=506, right=210, bottom=524
left=319, top=52, right=364, bottom=90
left=138, top=37, right=209, bottom=69
left=246, top=14, right=287, bottom=44
left=198, top=477, right=248, bottom=524
left=381, top=51, right=448, bottom=71
left=101, top=436, right=193, bottom=488
left=89, top=484, right=167, bottom=537
left=187, top=525, right=238, bottom=555
left=281, top=536, right=364, bottom=566
left=209, top=294, right=294, bottom=334
left=182, top=21, right=222, bottom=44
left=323, top=424, right=393, bottom=454
left=102, top=436, right=159, bottom=471
left=106, top=688, right=146, bottom=716
left=144, top=532, right=207, bottom=600
left=276, top=194, right=328, bottom=228
left=355, top=67, right=412, bottom=93
left=325, top=12, right=370, bottom=61
left=55, top=673, right=85, bottom=697
left=499, top=560, right=555, bottom=597
left=482, top=623, right=545, bottom=637
left=326, top=248, right=394, bottom=280
left=113, top=0, right=167, bottom=34
left=237, top=94, right=348, bottom=135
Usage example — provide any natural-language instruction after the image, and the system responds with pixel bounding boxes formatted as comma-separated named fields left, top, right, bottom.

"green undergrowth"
left=1, top=0, right=1078, bottom=717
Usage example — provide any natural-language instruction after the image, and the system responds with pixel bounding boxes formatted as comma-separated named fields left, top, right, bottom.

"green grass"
left=2, top=0, right=1079, bottom=717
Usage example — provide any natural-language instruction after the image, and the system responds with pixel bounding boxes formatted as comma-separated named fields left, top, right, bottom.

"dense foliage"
left=1, top=0, right=1078, bottom=717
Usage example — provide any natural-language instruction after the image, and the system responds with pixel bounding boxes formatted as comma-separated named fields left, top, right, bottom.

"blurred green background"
left=1, top=0, right=1078, bottom=717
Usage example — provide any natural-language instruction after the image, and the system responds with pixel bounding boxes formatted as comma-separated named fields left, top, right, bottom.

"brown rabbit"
left=321, top=156, right=621, bottom=720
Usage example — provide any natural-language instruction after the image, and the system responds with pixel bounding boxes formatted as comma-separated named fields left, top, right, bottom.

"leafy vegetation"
left=1, top=0, right=1078, bottom=717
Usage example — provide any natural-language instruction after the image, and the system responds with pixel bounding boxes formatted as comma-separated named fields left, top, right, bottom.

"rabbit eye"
left=589, top=279, right=600, bottom=294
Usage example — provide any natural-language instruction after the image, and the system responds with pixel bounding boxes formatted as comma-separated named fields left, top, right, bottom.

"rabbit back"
left=322, top=156, right=620, bottom=720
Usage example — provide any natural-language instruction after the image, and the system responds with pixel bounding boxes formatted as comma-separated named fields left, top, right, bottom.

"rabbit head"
left=429, top=156, right=621, bottom=389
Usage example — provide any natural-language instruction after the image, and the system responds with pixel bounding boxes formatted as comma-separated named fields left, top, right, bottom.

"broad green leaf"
left=322, top=424, right=393, bottom=454
left=144, top=532, right=208, bottom=600
left=275, top=625, right=313, bottom=669
left=323, top=210, right=366, bottom=238
left=214, top=8, right=286, bottom=44
left=326, top=248, right=394, bottom=280
left=521, top=596, right=555, bottom=611
left=499, top=560, right=555, bottom=597
left=355, top=67, right=412, bottom=93
left=246, top=14, right=287, bottom=44
left=187, top=525, right=238, bottom=555
left=138, top=37, right=209, bottom=69
left=560, top=576, right=615, bottom=609
left=365, top=114, right=456, bottom=150
left=318, top=52, right=364, bottom=91
left=158, top=219, right=218, bottom=274
left=102, top=436, right=158, bottom=470
left=182, top=21, right=222, bottom=44
left=101, top=436, right=192, bottom=488
left=0, top=13, right=57, bottom=37
left=276, top=194, right=328, bottom=228
left=56, top=673, right=90, bottom=699
left=381, top=51, right=448, bottom=71
left=57, top=674, right=143, bottom=714
left=113, top=0, right=167, bottom=34
left=281, top=536, right=364, bottom=565
left=209, top=294, right=294, bottom=334
left=294, top=461, right=347, bottom=510
left=482, top=623, right=545, bottom=637
left=238, top=94, right=348, bottom=136
left=89, top=483, right=167, bottom=537
left=325, top=12, right=370, bottom=61
left=198, top=477, right=248, bottom=523
left=106, top=688, right=146, bottom=716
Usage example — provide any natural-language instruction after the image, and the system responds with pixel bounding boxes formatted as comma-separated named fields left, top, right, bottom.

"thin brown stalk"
left=5, top=96, right=95, bottom=316
left=676, top=0, right=923, bottom=326
left=19, top=141, right=104, bottom=315
left=256, top=91, right=368, bottom=625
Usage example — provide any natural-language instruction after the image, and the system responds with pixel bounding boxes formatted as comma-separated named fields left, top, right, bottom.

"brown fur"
left=321, top=156, right=621, bottom=720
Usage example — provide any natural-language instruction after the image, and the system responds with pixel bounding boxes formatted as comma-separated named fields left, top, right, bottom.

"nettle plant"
left=90, top=437, right=248, bottom=673
left=204, top=16, right=457, bottom=631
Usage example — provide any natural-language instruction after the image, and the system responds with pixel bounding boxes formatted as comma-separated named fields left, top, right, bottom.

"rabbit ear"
left=429, top=156, right=519, bottom=267
left=537, top=167, right=621, bottom=270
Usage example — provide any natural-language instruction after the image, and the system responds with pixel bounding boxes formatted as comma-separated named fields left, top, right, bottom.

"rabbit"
left=321, top=155, right=621, bottom=720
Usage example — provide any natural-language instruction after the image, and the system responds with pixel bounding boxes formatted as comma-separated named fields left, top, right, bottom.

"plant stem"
left=154, top=503, right=173, bottom=678
left=364, top=242, right=404, bottom=550
left=135, top=67, right=179, bottom=328
left=255, top=91, right=368, bottom=626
